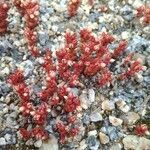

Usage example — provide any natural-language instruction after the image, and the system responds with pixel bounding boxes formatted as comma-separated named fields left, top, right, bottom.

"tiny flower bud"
left=64, top=96, right=68, bottom=99
left=110, top=59, right=115, bottom=63
left=19, top=106, right=25, bottom=112
left=30, top=14, right=34, bottom=19
left=100, top=63, right=106, bottom=68
left=47, top=108, right=51, bottom=112
left=30, top=111, right=35, bottom=116
left=23, top=93, right=28, bottom=97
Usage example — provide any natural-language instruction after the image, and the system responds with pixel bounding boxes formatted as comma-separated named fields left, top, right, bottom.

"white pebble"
left=109, top=116, right=123, bottom=126
left=0, top=138, right=6, bottom=146
left=102, top=100, right=115, bottom=111
left=121, top=31, right=130, bottom=39
left=34, top=140, right=42, bottom=148
left=88, top=89, right=95, bottom=103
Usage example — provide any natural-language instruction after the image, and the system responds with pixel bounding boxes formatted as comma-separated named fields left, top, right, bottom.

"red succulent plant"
left=8, top=28, right=145, bottom=144
left=68, top=0, right=81, bottom=17
left=13, top=0, right=40, bottom=56
left=0, top=1, right=9, bottom=35
left=135, top=124, right=148, bottom=136
left=136, top=5, right=150, bottom=25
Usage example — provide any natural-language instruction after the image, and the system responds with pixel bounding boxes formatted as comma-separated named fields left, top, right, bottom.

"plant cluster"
left=13, top=0, right=40, bottom=57
left=7, top=28, right=145, bottom=143
left=0, top=1, right=9, bottom=35
left=68, top=0, right=81, bottom=17
left=1, top=0, right=147, bottom=146
left=7, top=69, right=49, bottom=140
left=135, top=124, right=149, bottom=136
left=136, top=5, right=150, bottom=25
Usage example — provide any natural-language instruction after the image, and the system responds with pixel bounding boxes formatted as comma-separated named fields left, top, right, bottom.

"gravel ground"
left=0, top=0, right=150, bottom=150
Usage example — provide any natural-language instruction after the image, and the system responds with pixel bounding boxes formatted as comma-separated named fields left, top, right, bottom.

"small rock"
left=87, top=136, right=100, bottom=150
left=51, top=25, right=59, bottom=32
left=1, top=67, right=10, bottom=76
left=2, top=40, right=12, bottom=50
left=88, top=22, right=98, bottom=30
left=45, top=125, right=53, bottom=133
left=3, top=107, right=8, bottom=114
left=70, top=88, right=79, bottom=96
left=81, top=3, right=92, bottom=16
left=82, top=113, right=90, bottom=125
left=0, top=137, right=6, bottom=146
left=120, top=5, right=134, bottom=21
left=122, top=112, right=140, bottom=125
left=41, top=16, right=48, bottom=22
left=89, top=12, right=100, bottom=22
left=0, top=103, right=6, bottom=110
left=39, top=135, right=58, bottom=150
left=36, top=57, right=44, bottom=64
left=80, top=89, right=96, bottom=108
left=88, top=89, right=95, bottom=103
left=99, top=132, right=109, bottom=144
left=90, top=112, right=103, bottom=122
left=34, top=140, right=42, bottom=148
left=0, top=44, right=4, bottom=54
left=110, top=143, right=123, bottom=150
left=123, top=135, right=150, bottom=150
left=132, top=0, right=143, bottom=8
left=116, top=100, right=130, bottom=113
left=80, top=101, right=88, bottom=109
left=26, top=139, right=34, bottom=146
left=5, top=116, right=17, bottom=128
left=109, top=131, right=119, bottom=141
left=78, top=139, right=87, bottom=150
left=101, top=126, right=119, bottom=141
left=46, top=8, right=54, bottom=14
left=135, top=73, right=144, bottom=83
left=39, top=32, right=49, bottom=46
left=100, top=127, right=107, bottom=134
left=102, top=100, right=115, bottom=111
left=109, top=116, right=123, bottom=126
left=4, top=134, right=11, bottom=142
left=19, top=60, right=34, bottom=77
left=88, top=130, right=97, bottom=137
left=5, top=95, right=11, bottom=104
left=80, top=90, right=89, bottom=109
left=108, top=0, right=116, bottom=11
left=127, top=36, right=149, bottom=52
left=120, top=105, right=130, bottom=113
left=147, top=56, right=150, bottom=66
left=52, top=2, right=65, bottom=12
left=0, top=83, right=10, bottom=94
left=121, top=31, right=130, bottom=40
left=143, top=26, right=150, bottom=34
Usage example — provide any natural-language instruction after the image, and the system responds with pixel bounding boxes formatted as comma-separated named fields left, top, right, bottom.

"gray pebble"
left=39, top=32, right=49, bottom=46
left=4, top=134, right=12, bottom=143
left=87, top=136, right=100, bottom=150
left=82, top=114, right=90, bottom=125
left=34, top=140, right=42, bottom=148
left=0, top=137, right=6, bottom=146
left=127, top=36, right=149, bottom=52
left=88, top=89, right=95, bottom=103
left=90, top=113, right=103, bottom=122
left=120, top=5, right=134, bottom=21
left=0, top=44, right=5, bottom=54
left=47, top=8, right=54, bottom=14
